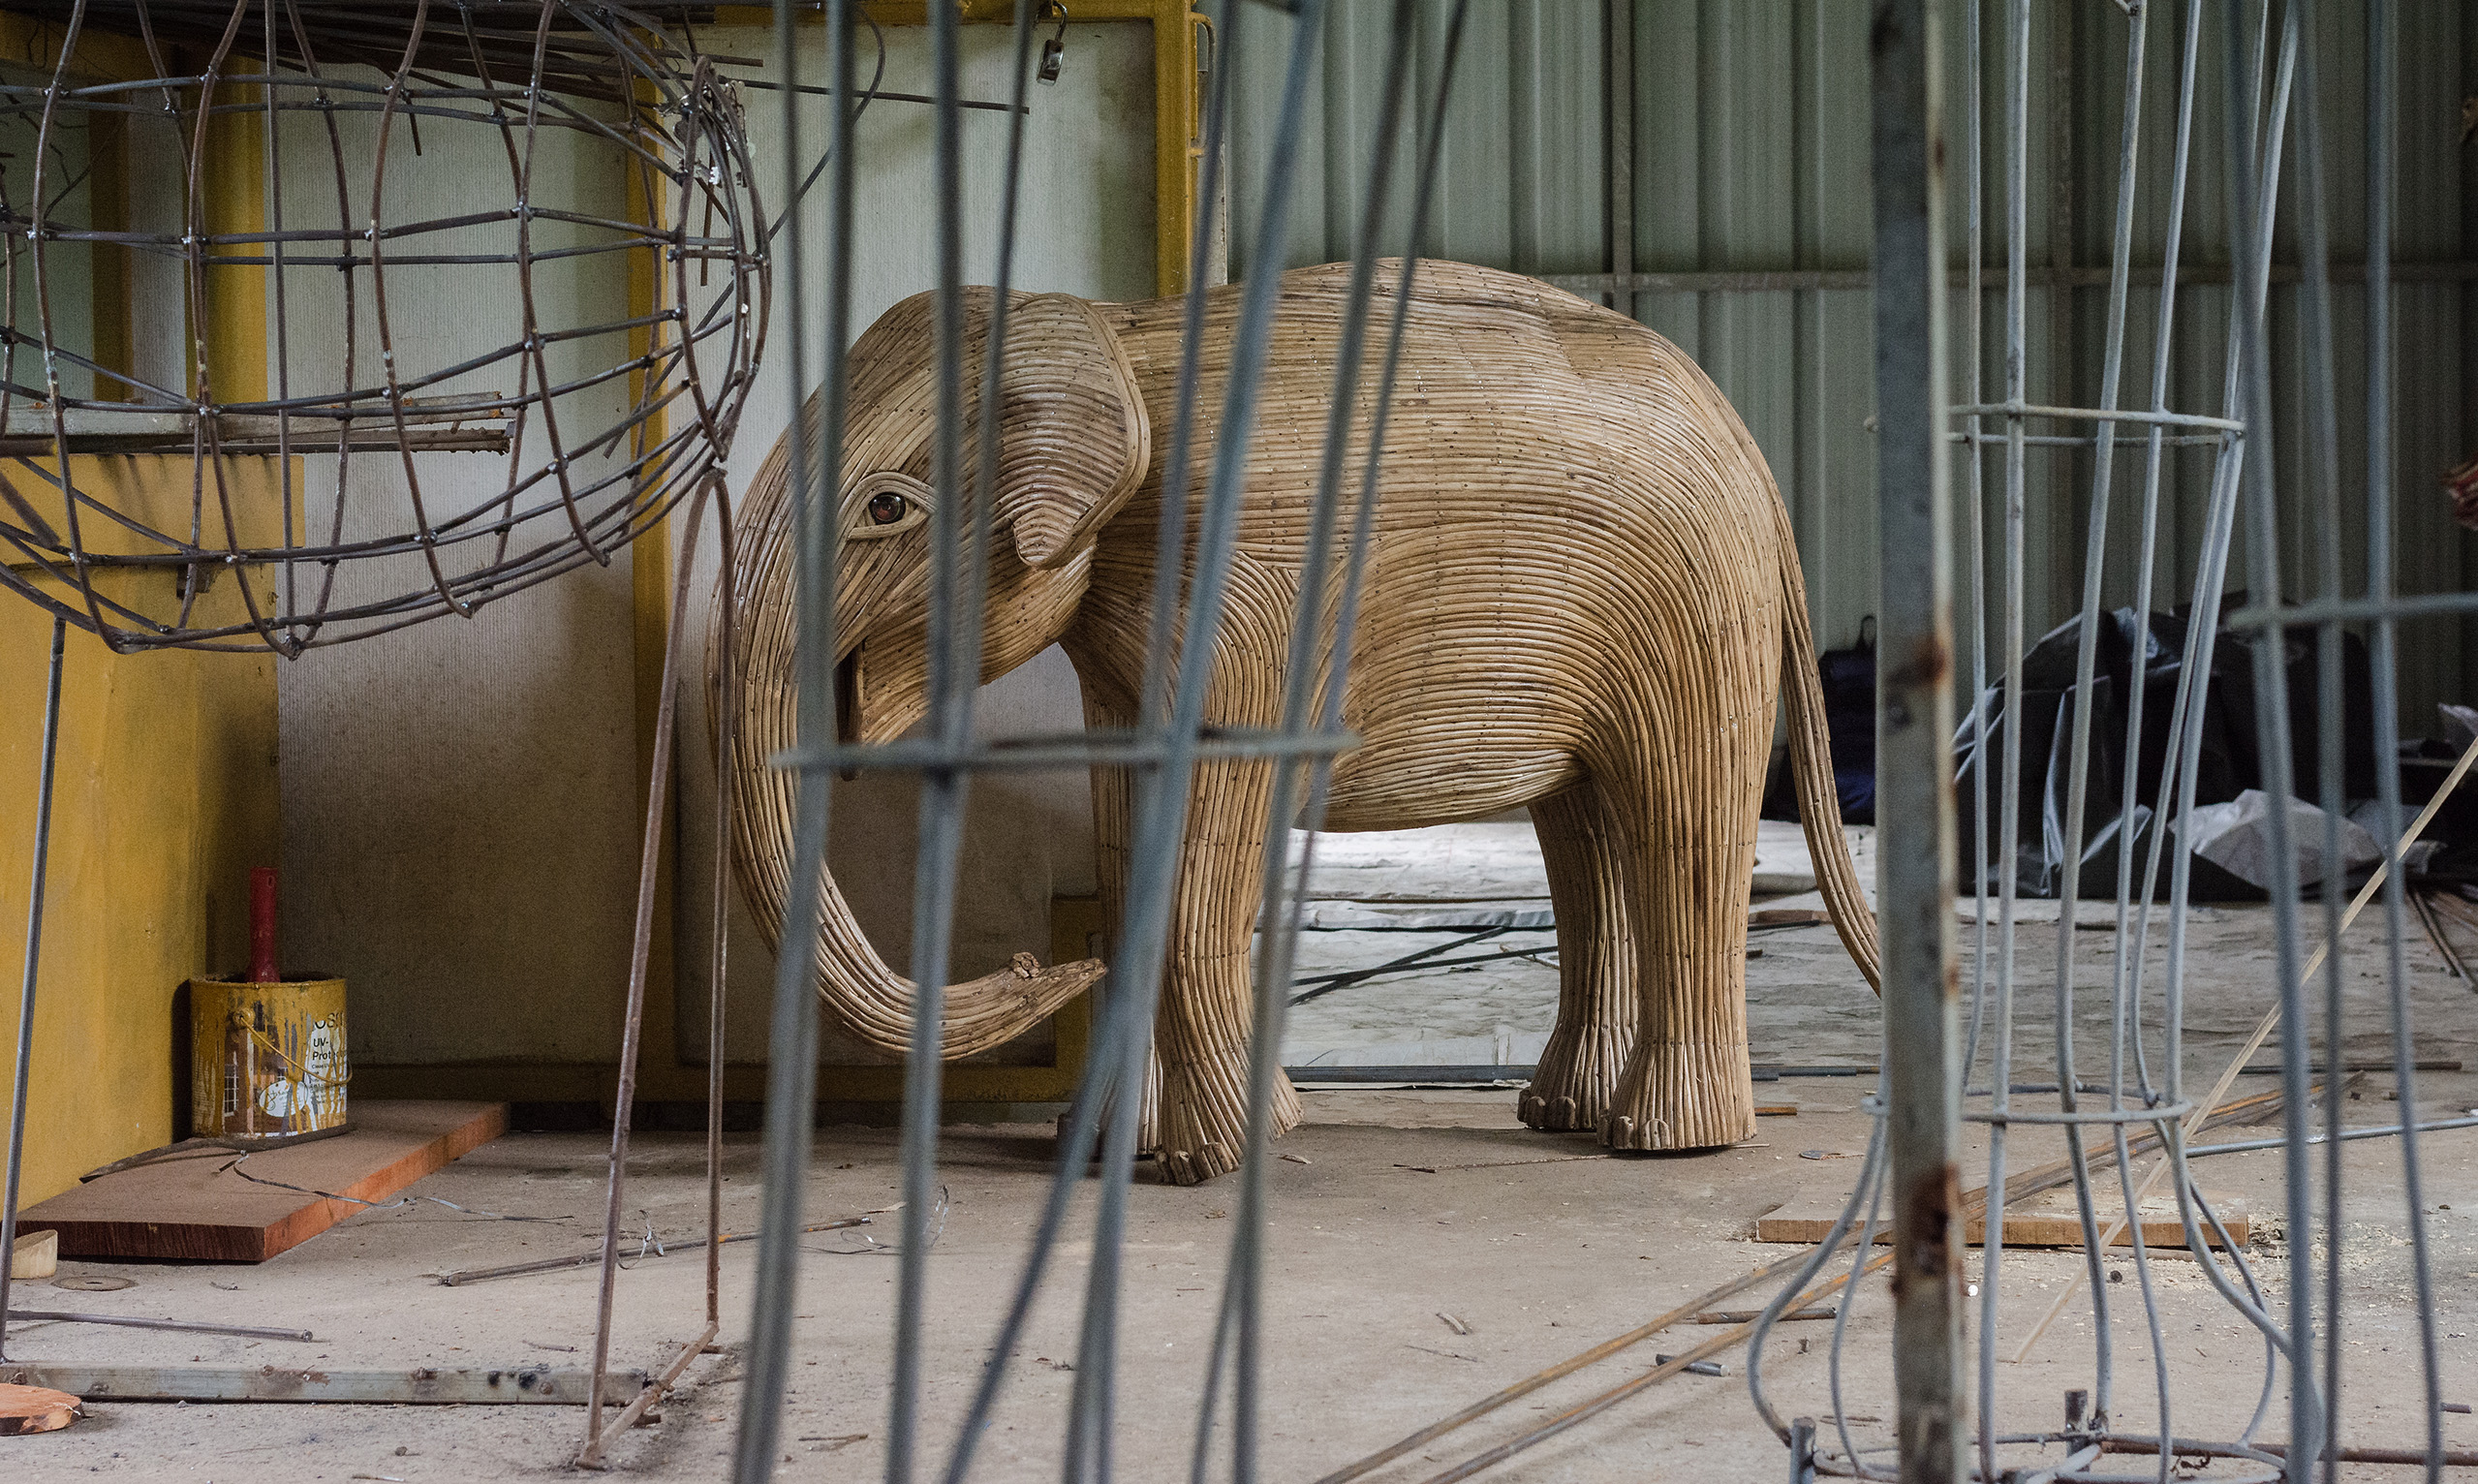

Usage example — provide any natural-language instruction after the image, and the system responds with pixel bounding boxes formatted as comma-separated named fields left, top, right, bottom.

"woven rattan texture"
left=721, top=262, right=1877, bottom=1183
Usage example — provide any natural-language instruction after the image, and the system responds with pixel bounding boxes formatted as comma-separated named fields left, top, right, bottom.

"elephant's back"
left=1094, top=262, right=1791, bottom=822
left=1100, top=261, right=1787, bottom=645
left=1101, top=262, right=1780, bottom=551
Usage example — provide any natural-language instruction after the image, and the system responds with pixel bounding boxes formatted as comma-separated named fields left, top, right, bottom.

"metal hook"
left=1037, top=1, right=1068, bottom=85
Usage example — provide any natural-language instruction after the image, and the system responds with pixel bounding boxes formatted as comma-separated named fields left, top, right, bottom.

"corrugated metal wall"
left=1234, top=0, right=2478, bottom=731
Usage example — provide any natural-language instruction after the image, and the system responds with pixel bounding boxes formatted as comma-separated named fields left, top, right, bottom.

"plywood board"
left=1755, top=1187, right=2246, bottom=1249
left=16, top=1100, right=506, bottom=1263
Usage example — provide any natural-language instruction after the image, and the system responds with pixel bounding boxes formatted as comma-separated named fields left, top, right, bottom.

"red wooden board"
left=17, top=1100, right=507, bottom=1263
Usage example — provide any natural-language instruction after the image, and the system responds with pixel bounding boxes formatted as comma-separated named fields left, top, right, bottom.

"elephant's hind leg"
left=1595, top=698, right=1771, bottom=1154
left=1519, top=780, right=1639, bottom=1132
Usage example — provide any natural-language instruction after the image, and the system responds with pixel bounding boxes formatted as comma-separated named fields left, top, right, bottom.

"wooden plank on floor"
left=1754, top=1187, right=2246, bottom=1249
left=16, top=1100, right=508, bottom=1263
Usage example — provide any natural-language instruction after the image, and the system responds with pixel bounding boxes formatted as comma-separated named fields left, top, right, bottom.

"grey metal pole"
left=1867, top=2, right=1962, bottom=1480
left=0, top=614, right=66, bottom=1365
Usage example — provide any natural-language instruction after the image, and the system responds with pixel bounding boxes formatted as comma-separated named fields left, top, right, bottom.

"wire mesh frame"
left=1750, top=2, right=2456, bottom=1481
left=721, top=1, right=1471, bottom=1481
left=0, top=0, right=765, bottom=1446
left=0, top=0, right=768, bottom=654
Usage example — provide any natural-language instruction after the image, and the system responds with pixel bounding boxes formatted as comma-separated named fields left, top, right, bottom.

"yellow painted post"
left=0, top=460, right=284, bottom=1207
left=0, top=22, right=285, bottom=1205
left=623, top=77, right=689, bottom=1114
left=200, top=63, right=267, bottom=408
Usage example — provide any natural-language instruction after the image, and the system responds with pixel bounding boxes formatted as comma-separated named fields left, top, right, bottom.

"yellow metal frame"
left=711, top=1, right=1208, bottom=298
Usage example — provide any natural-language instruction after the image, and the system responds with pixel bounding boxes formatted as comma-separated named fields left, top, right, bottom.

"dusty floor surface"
left=9, top=1081, right=2478, bottom=1482
left=13, top=819, right=2478, bottom=1480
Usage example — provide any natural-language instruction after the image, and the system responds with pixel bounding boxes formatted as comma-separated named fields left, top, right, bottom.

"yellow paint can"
left=188, top=975, right=351, bottom=1143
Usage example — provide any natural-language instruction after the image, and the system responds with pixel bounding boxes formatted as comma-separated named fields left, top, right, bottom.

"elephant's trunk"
left=805, top=857, right=1105, bottom=1061
left=799, top=641, right=1106, bottom=1061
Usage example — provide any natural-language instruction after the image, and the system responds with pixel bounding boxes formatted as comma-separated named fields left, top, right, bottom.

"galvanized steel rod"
left=1057, top=0, right=1245, bottom=1471
left=2281, top=6, right=2361, bottom=1471
left=2103, top=10, right=2215, bottom=1462
left=1069, top=3, right=1329, bottom=1474
left=1947, top=401, right=2246, bottom=433
left=2042, top=0, right=2157, bottom=1425
left=1979, top=0, right=2031, bottom=1472
left=1959, top=0, right=1989, bottom=1091
left=2002, top=0, right=2303, bottom=1374
left=2108, top=0, right=2213, bottom=1187
left=0, top=615, right=66, bottom=1365
left=1203, top=3, right=1422, bottom=1474
left=729, top=0, right=851, bottom=1477
left=2187, top=1116, right=2478, bottom=1160
left=2360, top=1, right=2445, bottom=1472
left=887, top=0, right=976, bottom=1471
left=2219, top=0, right=2323, bottom=1473
left=1868, top=1, right=1960, bottom=1479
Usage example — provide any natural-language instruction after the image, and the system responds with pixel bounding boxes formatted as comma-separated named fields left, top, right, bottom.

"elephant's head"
left=721, top=287, right=1151, bottom=1060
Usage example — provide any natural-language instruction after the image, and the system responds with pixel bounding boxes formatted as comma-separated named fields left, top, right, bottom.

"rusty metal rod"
left=5, top=1310, right=313, bottom=1342
left=578, top=1318, right=717, bottom=1462
left=2099, top=1435, right=2478, bottom=1468
left=438, top=1219, right=866, bottom=1286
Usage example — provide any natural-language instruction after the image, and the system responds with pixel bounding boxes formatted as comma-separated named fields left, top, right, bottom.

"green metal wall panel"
left=1234, top=0, right=2478, bottom=732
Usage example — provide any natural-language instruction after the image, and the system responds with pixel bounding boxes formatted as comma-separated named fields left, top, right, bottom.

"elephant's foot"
left=1151, top=1050, right=1302, bottom=1186
left=1599, top=1037, right=1755, bottom=1152
left=1517, top=1023, right=1629, bottom=1131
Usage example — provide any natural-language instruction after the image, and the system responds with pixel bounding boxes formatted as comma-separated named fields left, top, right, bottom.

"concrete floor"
left=11, top=818, right=2478, bottom=1480
left=9, top=1077, right=2478, bottom=1481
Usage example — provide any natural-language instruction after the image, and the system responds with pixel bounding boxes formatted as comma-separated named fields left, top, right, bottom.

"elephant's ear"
left=996, top=294, right=1151, bottom=570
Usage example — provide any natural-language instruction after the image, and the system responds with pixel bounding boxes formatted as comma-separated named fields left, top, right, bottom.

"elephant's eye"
left=844, top=472, right=932, bottom=540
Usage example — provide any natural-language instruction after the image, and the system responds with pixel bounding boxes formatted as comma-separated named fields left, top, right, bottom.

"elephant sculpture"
left=719, top=261, right=1879, bottom=1186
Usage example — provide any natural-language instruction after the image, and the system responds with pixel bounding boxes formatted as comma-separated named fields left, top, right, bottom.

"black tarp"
left=1763, top=621, right=1879, bottom=825
left=1952, top=603, right=2377, bottom=900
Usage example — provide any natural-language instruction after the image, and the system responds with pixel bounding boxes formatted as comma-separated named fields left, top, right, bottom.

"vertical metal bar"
left=262, top=0, right=299, bottom=635
left=2280, top=7, right=2351, bottom=1476
left=1979, top=1, right=2031, bottom=1472
left=885, top=0, right=968, bottom=1471
left=2218, top=0, right=2319, bottom=1475
left=1960, top=0, right=1990, bottom=1083
left=944, top=2, right=1248, bottom=1475
left=2043, top=0, right=2077, bottom=610
left=1068, top=4, right=1328, bottom=1475
left=2111, top=0, right=2210, bottom=1161
left=1602, top=0, right=1631, bottom=320
left=1207, top=6, right=1423, bottom=1477
left=0, top=614, right=66, bottom=1365
left=579, top=481, right=711, bottom=1469
left=707, top=491, right=736, bottom=1334
left=2360, top=2, right=2444, bottom=1474
left=890, top=1, right=1042, bottom=1476
left=730, top=0, right=851, bottom=1476
left=1868, top=2, right=1960, bottom=1481
left=2047, top=0, right=2154, bottom=1422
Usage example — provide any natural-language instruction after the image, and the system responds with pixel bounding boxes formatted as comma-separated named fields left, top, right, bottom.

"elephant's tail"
left=1774, top=501, right=1883, bottom=994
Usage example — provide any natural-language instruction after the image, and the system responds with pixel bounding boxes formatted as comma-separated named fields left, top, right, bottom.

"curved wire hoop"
left=0, top=0, right=767, bottom=654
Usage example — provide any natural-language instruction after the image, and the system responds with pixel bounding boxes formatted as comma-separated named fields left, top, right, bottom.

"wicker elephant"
left=718, top=261, right=1879, bottom=1185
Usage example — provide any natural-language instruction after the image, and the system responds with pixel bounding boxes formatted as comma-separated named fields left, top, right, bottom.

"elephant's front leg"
left=1149, top=755, right=1303, bottom=1185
